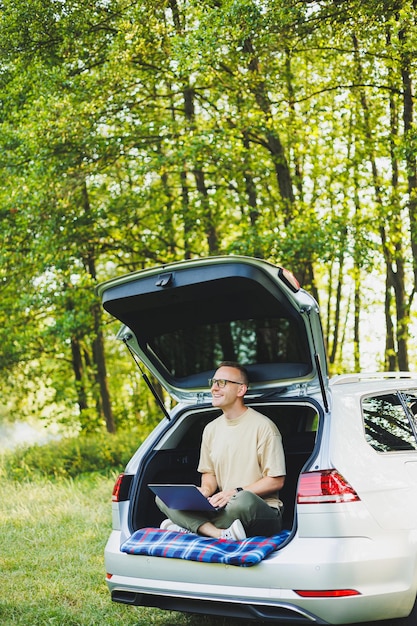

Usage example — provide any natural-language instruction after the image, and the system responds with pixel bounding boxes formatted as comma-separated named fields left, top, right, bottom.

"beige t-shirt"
left=197, top=407, right=286, bottom=508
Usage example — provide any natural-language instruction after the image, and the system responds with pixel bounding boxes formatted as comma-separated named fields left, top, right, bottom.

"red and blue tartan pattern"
left=121, top=527, right=290, bottom=567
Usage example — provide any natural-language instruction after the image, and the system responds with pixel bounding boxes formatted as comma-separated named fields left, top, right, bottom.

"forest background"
left=1, top=0, right=417, bottom=443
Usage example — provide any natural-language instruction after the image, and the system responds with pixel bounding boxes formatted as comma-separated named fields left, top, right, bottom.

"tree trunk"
left=242, top=37, right=320, bottom=292
left=329, top=234, right=346, bottom=365
left=170, top=0, right=219, bottom=255
left=242, top=131, right=260, bottom=228
left=92, top=309, right=116, bottom=434
left=353, top=32, right=409, bottom=370
left=243, top=37, right=295, bottom=222
left=81, top=181, right=116, bottom=433
left=183, top=85, right=218, bottom=255
left=180, top=168, right=193, bottom=259
left=384, top=273, right=396, bottom=371
left=70, top=336, right=88, bottom=412
left=399, top=15, right=417, bottom=295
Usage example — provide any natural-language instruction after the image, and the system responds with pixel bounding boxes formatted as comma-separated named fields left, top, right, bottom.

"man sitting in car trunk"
left=157, top=361, right=286, bottom=540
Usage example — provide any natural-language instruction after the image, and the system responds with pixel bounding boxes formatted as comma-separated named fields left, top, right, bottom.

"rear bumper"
left=104, top=529, right=417, bottom=624
left=110, top=589, right=322, bottom=623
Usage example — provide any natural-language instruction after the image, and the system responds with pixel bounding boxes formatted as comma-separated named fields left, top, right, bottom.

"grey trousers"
left=156, top=489, right=283, bottom=537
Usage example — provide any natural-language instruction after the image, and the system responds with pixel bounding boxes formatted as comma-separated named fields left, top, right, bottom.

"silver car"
left=98, top=255, right=417, bottom=625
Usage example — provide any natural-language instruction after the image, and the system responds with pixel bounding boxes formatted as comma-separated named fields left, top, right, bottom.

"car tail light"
left=297, top=469, right=360, bottom=504
left=112, top=473, right=133, bottom=502
left=295, top=589, right=360, bottom=597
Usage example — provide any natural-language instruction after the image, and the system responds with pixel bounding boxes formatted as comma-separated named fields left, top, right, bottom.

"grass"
left=0, top=474, right=254, bottom=626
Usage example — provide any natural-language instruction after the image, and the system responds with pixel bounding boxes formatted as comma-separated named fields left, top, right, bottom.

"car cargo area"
left=128, top=400, right=319, bottom=533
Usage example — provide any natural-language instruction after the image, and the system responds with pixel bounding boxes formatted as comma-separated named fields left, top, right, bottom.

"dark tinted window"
left=149, top=316, right=309, bottom=378
left=362, top=393, right=417, bottom=452
left=103, top=262, right=314, bottom=383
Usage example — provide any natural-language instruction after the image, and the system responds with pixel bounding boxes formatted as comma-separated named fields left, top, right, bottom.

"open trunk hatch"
left=97, top=256, right=328, bottom=403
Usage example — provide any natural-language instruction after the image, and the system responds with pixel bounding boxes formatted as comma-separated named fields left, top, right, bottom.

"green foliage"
left=0, top=429, right=145, bottom=480
left=1, top=0, right=417, bottom=428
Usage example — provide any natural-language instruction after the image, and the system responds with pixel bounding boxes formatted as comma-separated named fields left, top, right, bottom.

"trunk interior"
left=129, top=401, right=320, bottom=533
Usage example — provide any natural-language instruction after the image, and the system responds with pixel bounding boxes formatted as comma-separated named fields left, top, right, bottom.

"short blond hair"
left=217, top=361, right=249, bottom=386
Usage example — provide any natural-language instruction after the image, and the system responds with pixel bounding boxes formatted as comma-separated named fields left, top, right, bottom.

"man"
left=157, top=361, right=286, bottom=540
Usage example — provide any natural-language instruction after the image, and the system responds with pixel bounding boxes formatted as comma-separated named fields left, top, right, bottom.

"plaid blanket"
left=121, top=528, right=290, bottom=567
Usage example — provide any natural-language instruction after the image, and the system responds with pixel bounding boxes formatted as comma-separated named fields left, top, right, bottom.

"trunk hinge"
left=298, top=383, right=308, bottom=396
left=122, top=334, right=171, bottom=421
left=301, top=306, right=329, bottom=413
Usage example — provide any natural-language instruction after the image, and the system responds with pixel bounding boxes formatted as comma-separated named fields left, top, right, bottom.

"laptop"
left=148, top=483, right=220, bottom=511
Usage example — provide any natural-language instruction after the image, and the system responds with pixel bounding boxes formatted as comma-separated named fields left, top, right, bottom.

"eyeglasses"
left=208, top=378, right=245, bottom=388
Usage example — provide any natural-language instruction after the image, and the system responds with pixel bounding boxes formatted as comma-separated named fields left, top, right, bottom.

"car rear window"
left=362, top=392, right=417, bottom=452
left=149, top=316, right=308, bottom=378
left=102, top=262, right=314, bottom=384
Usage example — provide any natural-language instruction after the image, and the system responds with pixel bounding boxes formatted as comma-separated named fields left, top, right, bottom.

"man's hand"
left=207, top=489, right=236, bottom=509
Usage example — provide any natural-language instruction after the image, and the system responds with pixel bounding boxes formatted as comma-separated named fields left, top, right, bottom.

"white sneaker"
left=220, top=519, right=246, bottom=540
left=160, top=518, right=190, bottom=534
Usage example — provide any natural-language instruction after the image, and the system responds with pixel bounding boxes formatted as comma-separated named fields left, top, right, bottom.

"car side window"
left=401, top=391, right=417, bottom=435
left=362, top=393, right=417, bottom=452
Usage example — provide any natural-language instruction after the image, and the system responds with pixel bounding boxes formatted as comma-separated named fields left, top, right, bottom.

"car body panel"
left=329, top=378, right=417, bottom=531
left=104, top=525, right=416, bottom=624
